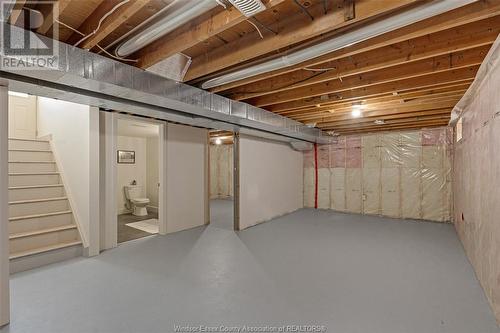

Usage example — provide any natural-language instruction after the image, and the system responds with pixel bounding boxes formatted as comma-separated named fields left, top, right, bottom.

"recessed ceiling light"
left=351, top=104, right=363, bottom=118
left=352, top=109, right=362, bottom=117
left=215, top=138, right=222, bottom=145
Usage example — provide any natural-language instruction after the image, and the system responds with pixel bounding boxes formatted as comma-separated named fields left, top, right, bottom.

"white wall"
left=116, top=136, right=147, bottom=214
left=166, top=123, right=208, bottom=233
left=37, top=97, right=92, bottom=246
left=239, top=135, right=303, bottom=229
left=146, top=137, right=159, bottom=209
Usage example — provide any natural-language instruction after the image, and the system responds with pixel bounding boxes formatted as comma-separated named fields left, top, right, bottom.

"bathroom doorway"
left=115, top=117, right=163, bottom=243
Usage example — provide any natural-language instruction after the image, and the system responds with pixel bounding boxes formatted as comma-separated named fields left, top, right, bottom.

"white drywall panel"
left=239, top=135, right=303, bottom=229
left=166, top=123, right=208, bottom=233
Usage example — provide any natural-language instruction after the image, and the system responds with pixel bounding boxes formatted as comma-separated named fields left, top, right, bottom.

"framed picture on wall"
left=117, top=150, right=135, bottom=164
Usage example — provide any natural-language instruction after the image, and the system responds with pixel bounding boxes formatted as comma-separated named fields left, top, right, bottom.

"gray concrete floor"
left=2, top=209, right=499, bottom=333
left=210, top=198, right=234, bottom=230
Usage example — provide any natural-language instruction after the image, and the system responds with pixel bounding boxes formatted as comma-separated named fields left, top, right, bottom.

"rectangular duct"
left=0, top=24, right=330, bottom=144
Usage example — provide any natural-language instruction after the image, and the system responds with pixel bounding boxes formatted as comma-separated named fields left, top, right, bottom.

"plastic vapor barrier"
left=304, top=127, right=453, bottom=222
left=210, top=144, right=234, bottom=199
left=453, top=34, right=500, bottom=323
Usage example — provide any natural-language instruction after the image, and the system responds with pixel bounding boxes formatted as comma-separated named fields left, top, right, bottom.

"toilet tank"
left=125, top=185, right=143, bottom=199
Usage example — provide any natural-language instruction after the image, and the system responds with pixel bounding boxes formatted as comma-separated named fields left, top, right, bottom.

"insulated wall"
left=239, top=136, right=303, bottom=230
left=453, top=43, right=500, bottom=323
left=209, top=144, right=233, bottom=199
left=304, top=128, right=452, bottom=222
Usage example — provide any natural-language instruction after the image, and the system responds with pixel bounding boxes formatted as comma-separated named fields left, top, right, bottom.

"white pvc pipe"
left=202, top=0, right=477, bottom=89
left=116, top=0, right=218, bottom=57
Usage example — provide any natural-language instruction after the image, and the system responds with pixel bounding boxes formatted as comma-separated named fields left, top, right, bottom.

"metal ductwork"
left=0, top=24, right=331, bottom=144
left=116, top=0, right=218, bottom=57
left=201, top=0, right=477, bottom=89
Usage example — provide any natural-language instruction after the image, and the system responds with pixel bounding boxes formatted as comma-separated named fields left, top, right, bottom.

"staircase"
left=8, top=138, right=82, bottom=273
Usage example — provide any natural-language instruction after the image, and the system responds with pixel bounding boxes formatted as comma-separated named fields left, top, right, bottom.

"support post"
left=99, top=111, right=117, bottom=250
left=314, top=143, right=318, bottom=209
left=233, top=132, right=240, bottom=231
left=159, top=122, right=168, bottom=235
left=87, top=107, right=100, bottom=256
left=0, top=84, right=10, bottom=327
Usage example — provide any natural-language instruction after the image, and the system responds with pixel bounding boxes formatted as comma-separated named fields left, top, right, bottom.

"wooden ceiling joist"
left=135, top=0, right=286, bottom=69
left=225, top=16, right=500, bottom=100
left=68, top=0, right=149, bottom=50
left=36, top=0, right=73, bottom=35
left=267, top=66, right=479, bottom=113
left=9, top=0, right=26, bottom=26
left=317, top=105, right=456, bottom=127
left=247, top=45, right=487, bottom=107
left=30, top=0, right=499, bottom=134
left=277, top=82, right=473, bottom=116
left=211, top=0, right=500, bottom=93
left=296, top=95, right=464, bottom=123
left=184, top=0, right=419, bottom=82
left=332, top=121, right=450, bottom=135
left=325, top=115, right=451, bottom=130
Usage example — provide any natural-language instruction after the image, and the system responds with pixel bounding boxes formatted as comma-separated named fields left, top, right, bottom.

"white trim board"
left=42, top=135, right=89, bottom=248
left=0, top=85, right=11, bottom=327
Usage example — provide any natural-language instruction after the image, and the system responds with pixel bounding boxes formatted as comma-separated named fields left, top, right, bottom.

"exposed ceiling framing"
left=11, top=0, right=500, bottom=135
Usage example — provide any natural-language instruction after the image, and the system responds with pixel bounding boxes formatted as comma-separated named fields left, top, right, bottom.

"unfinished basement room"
left=0, top=0, right=500, bottom=332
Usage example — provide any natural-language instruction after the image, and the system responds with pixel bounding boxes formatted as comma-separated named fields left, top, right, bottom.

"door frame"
left=100, top=112, right=167, bottom=251
left=207, top=131, right=240, bottom=231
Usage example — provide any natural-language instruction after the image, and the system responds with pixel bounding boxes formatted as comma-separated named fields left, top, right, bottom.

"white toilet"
left=124, top=185, right=150, bottom=216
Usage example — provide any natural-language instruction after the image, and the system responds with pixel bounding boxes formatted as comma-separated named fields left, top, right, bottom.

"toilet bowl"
left=124, top=185, right=150, bottom=216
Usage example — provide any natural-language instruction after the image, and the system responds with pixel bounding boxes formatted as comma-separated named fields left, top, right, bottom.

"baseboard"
left=147, top=205, right=158, bottom=213
left=10, top=244, right=83, bottom=274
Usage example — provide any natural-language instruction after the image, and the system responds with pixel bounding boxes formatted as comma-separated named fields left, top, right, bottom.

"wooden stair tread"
left=9, top=240, right=82, bottom=260
left=9, top=184, right=64, bottom=190
left=8, top=149, right=52, bottom=152
left=10, top=224, right=77, bottom=240
left=8, top=138, right=49, bottom=142
left=9, top=197, right=68, bottom=205
left=9, top=160, right=56, bottom=163
left=9, top=172, right=59, bottom=175
left=9, top=210, right=72, bottom=221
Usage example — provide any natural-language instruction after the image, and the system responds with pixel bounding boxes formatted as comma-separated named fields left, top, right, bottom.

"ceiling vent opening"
left=228, top=0, right=266, bottom=17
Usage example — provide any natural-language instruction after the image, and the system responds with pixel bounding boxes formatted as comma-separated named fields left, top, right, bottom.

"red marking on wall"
left=314, top=143, right=318, bottom=209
